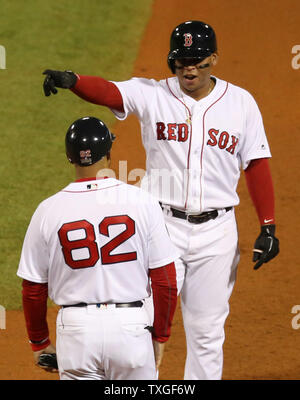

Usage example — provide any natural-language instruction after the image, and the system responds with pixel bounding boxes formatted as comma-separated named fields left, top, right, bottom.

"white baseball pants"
left=164, top=208, right=240, bottom=380
left=56, top=304, right=156, bottom=380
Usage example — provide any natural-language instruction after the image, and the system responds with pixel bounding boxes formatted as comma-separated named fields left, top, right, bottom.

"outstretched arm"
left=71, top=75, right=124, bottom=112
left=42, top=70, right=124, bottom=112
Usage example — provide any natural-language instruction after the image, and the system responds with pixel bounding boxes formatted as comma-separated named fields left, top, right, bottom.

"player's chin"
left=181, top=76, right=200, bottom=90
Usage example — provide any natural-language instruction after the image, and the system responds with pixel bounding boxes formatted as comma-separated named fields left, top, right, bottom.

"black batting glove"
left=253, top=224, right=279, bottom=270
left=38, top=353, right=58, bottom=371
left=42, top=70, right=77, bottom=96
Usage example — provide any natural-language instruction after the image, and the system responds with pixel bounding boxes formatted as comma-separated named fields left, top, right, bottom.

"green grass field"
left=0, top=0, right=153, bottom=309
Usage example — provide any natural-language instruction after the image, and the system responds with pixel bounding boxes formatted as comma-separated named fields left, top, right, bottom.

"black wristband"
left=261, top=224, right=275, bottom=236
left=29, top=337, right=49, bottom=344
left=64, top=70, right=77, bottom=88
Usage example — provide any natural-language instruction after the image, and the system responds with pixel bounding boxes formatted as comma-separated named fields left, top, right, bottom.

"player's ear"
left=211, top=53, right=219, bottom=66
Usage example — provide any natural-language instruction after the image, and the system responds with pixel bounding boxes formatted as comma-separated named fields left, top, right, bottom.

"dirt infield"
left=1, top=0, right=300, bottom=380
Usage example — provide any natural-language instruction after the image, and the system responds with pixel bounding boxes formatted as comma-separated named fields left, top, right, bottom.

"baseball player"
left=17, top=116, right=178, bottom=380
left=42, top=20, right=279, bottom=380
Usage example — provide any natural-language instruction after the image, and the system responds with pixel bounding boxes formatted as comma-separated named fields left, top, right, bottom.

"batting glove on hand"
left=253, top=224, right=279, bottom=270
left=42, top=69, right=77, bottom=96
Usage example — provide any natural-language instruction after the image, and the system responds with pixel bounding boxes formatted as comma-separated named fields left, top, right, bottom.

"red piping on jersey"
left=166, top=78, right=192, bottom=210
left=75, top=177, right=109, bottom=182
left=199, top=82, right=229, bottom=211
left=62, top=183, right=123, bottom=193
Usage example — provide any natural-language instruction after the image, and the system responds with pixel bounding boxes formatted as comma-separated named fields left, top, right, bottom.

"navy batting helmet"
left=65, top=116, right=116, bottom=166
left=167, top=21, right=217, bottom=73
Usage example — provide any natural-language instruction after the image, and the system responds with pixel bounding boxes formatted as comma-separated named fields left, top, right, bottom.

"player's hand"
left=253, top=224, right=279, bottom=270
left=42, top=69, right=77, bottom=96
left=152, top=339, right=165, bottom=370
left=33, top=343, right=58, bottom=373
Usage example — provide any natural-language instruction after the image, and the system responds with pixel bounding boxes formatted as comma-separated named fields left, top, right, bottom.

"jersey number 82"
left=58, top=215, right=137, bottom=269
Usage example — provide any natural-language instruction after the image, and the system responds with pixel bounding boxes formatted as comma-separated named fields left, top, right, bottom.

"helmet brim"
left=168, top=48, right=213, bottom=61
left=167, top=49, right=212, bottom=74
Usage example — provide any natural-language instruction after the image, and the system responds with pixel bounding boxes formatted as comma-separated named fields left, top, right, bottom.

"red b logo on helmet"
left=183, top=33, right=193, bottom=47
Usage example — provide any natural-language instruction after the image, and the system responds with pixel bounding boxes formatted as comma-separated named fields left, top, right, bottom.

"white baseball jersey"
left=112, top=76, right=271, bottom=212
left=17, top=178, right=178, bottom=305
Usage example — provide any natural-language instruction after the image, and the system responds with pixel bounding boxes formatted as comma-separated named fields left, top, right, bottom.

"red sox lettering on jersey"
left=156, top=123, right=239, bottom=155
left=156, top=122, right=189, bottom=142
left=206, top=128, right=239, bottom=155
left=112, top=76, right=270, bottom=212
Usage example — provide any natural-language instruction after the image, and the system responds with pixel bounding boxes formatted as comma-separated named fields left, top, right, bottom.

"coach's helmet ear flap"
left=107, top=133, right=116, bottom=161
